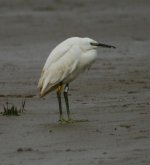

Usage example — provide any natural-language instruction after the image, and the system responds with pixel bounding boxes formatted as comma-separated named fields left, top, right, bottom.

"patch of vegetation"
left=0, top=99, right=26, bottom=116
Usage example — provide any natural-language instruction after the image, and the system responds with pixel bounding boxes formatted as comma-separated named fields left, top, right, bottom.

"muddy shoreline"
left=0, top=1, right=150, bottom=165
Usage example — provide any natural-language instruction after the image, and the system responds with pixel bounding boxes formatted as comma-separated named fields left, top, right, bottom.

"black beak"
left=97, top=43, right=116, bottom=49
left=91, top=42, right=116, bottom=49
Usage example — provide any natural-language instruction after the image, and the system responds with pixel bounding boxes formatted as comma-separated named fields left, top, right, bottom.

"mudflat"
left=0, top=0, right=150, bottom=165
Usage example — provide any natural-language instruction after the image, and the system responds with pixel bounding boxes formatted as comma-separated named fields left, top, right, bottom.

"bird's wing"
left=44, top=42, right=73, bottom=70
left=38, top=45, right=81, bottom=96
left=38, top=44, right=72, bottom=89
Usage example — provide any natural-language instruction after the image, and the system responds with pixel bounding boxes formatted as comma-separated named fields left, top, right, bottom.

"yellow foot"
left=58, top=118, right=67, bottom=124
left=59, top=118, right=74, bottom=124
left=66, top=118, right=74, bottom=123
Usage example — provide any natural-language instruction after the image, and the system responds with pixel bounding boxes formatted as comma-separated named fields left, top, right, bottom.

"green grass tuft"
left=0, top=99, right=26, bottom=116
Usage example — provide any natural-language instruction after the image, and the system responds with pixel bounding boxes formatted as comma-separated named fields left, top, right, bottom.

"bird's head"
left=80, top=37, right=116, bottom=51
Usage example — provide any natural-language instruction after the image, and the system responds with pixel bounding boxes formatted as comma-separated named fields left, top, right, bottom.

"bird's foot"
left=58, top=117, right=67, bottom=124
left=66, top=118, right=74, bottom=123
left=58, top=117, right=75, bottom=124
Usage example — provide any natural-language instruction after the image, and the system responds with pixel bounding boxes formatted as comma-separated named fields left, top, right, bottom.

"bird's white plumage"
left=38, top=37, right=98, bottom=96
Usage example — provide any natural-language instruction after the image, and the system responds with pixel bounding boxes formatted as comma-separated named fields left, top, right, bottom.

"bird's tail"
left=39, top=83, right=59, bottom=97
left=37, top=69, right=61, bottom=97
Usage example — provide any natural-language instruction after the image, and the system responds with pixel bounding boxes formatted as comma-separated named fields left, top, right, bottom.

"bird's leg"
left=56, top=85, right=65, bottom=123
left=64, top=84, right=73, bottom=123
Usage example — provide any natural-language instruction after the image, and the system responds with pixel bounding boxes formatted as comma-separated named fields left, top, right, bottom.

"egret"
left=38, top=37, right=116, bottom=123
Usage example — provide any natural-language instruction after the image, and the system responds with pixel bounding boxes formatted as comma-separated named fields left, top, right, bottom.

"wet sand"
left=0, top=0, right=150, bottom=165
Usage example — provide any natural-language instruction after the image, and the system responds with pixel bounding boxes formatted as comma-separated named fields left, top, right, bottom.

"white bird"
left=38, top=37, right=116, bottom=123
